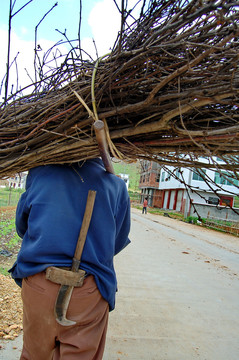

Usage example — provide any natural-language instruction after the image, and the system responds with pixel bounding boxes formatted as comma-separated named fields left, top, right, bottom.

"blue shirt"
left=9, top=159, right=131, bottom=311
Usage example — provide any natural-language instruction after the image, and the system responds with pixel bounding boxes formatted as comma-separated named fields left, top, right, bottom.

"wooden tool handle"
left=54, top=190, right=97, bottom=326
left=93, top=120, right=115, bottom=174
left=73, top=190, right=97, bottom=265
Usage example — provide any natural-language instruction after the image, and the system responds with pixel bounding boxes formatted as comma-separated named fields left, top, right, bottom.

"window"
left=161, top=172, right=165, bottom=182
left=220, top=196, right=232, bottom=207
left=192, top=169, right=205, bottom=181
left=156, top=172, right=160, bottom=182
left=208, top=197, right=219, bottom=205
left=214, top=172, right=238, bottom=186
left=175, top=168, right=181, bottom=178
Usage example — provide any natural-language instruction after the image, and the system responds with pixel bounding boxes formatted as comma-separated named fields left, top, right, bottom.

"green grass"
left=0, top=208, right=21, bottom=276
left=112, top=160, right=141, bottom=191
left=0, top=217, right=21, bottom=250
left=128, top=189, right=141, bottom=202
left=186, top=216, right=206, bottom=224
left=0, top=187, right=23, bottom=208
left=234, top=196, right=239, bottom=208
left=0, top=267, right=10, bottom=277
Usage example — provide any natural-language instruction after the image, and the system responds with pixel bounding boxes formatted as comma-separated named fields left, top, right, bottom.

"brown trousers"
left=20, top=272, right=109, bottom=360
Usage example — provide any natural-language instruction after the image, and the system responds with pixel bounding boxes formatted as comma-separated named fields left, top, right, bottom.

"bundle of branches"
left=0, top=0, right=239, bottom=179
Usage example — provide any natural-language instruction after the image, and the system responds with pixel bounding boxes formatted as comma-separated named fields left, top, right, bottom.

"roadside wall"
left=190, top=203, right=239, bottom=222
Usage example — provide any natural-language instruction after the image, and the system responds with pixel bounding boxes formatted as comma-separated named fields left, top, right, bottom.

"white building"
left=118, top=173, right=129, bottom=190
left=7, top=172, right=28, bottom=189
left=158, top=158, right=239, bottom=217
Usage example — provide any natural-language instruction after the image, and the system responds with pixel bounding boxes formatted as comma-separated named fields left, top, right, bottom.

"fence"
left=0, top=188, right=23, bottom=208
left=203, top=216, right=239, bottom=237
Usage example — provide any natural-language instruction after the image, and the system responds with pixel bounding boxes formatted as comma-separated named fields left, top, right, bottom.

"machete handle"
left=73, top=190, right=96, bottom=263
left=54, top=190, right=97, bottom=326
left=93, top=120, right=115, bottom=174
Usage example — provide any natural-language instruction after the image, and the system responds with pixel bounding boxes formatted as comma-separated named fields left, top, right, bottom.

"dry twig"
left=0, top=0, right=239, bottom=178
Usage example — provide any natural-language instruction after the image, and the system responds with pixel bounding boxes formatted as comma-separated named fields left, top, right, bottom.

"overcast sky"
left=0, top=0, right=142, bottom=100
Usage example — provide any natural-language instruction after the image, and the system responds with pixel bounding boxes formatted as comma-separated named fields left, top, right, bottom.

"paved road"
left=1, top=207, right=239, bottom=359
left=104, top=208, right=239, bottom=360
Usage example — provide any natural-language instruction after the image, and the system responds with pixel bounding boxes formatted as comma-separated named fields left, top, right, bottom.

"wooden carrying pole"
left=93, top=120, right=115, bottom=175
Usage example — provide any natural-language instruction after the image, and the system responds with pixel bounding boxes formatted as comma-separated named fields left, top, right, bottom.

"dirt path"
left=0, top=207, right=23, bottom=350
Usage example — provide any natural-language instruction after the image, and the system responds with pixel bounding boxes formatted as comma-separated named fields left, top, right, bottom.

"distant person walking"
left=142, top=197, right=148, bottom=214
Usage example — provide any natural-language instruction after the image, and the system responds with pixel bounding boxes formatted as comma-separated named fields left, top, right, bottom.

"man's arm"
left=15, top=171, right=33, bottom=238
left=114, top=194, right=131, bottom=255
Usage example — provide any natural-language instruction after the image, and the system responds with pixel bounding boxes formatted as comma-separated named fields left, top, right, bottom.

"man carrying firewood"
left=9, top=158, right=131, bottom=360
